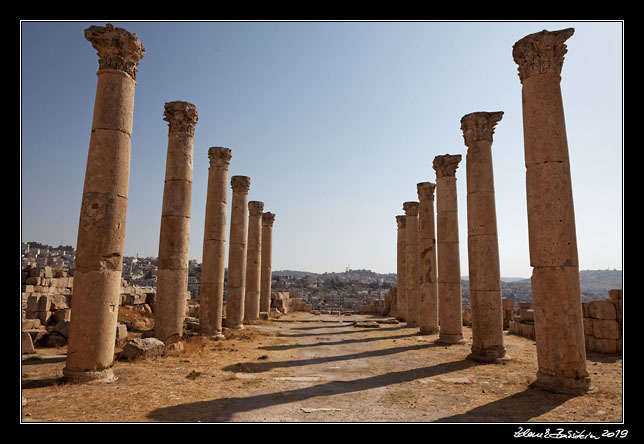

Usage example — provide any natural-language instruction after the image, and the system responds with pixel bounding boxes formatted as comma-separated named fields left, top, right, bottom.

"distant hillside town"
left=21, top=241, right=621, bottom=311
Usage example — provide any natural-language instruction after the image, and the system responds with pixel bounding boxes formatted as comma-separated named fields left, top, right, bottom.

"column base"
left=63, top=366, right=116, bottom=384
left=419, top=327, right=440, bottom=335
left=533, top=371, right=598, bottom=395
left=467, top=346, right=511, bottom=363
left=437, top=333, right=467, bottom=345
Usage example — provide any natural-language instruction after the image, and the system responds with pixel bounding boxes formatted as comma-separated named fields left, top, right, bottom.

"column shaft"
left=433, top=154, right=465, bottom=344
left=154, top=101, right=197, bottom=344
left=417, top=183, right=439, bottom=334
left=64, top=24, right=144, bottom=383
left=199, top=147, right=231, bottom=337
left=513, top=28, right=591, bottom=393
left=461, top=111, right=509, bottom=362
left=403, top=202, right=420, bottom=328
left=260, top=212, right=275, bottom=314
left=244, top=201, right=264, bottom=321
left=395, top=215, right=407, bottom=321
left=225, top=176, right=251, bottom=329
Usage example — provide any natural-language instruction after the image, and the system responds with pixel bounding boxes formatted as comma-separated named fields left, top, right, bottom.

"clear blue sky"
left=20, top=20, right=623, bottom=277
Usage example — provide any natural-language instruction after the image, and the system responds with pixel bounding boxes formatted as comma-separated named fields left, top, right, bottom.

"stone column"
left=260, top=212, right=276, bottom=314
left=395, top=215, right=407, bottom=321
left=225, top=176, right=251, bottom=329
left=417, top=182, right=439, bottom=334
left=460, top=111, right=509, bottom=362
left=64, top=24, right=144, bottom=383
left=199, top=147, right=232, bottom=338
left=513, top=28, right=592, bottom=393
left=433, top=154, right=466, bottom=344
left=403, top=202, right=420, bottom=328
left=244, top=201, right=264, bottom=321
left=154, top=101, right=198, bottom=344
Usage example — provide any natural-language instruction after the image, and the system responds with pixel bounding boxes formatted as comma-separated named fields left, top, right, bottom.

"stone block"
left=259, top=312, right=269, bottom=320
left=121, top=337, right=165, bottom=361
left=22, top=318, right=41, bottom=330
left=53, top=320, right=70, bottom=338
left=51, top=309, right=71, bottom=324
left=502, top=298, right=515, bottom=310
left=608, top=289, right=622, bottom=300
left=115, top=323, right=128, bottom=346
left=592, top=319, right=620, bottom=340
left=49, top=294, right=69, bottom=310
left=22, top=331, right=35, bottom=354
left=24, top=328, right=48, bottom=345
left=587, top=300, right=617, bottom=320
left=607, top=298, right=622, bottom=320
left=582, top=317, right=593, bottom=336
left=125, top=293, right=147, bottom=305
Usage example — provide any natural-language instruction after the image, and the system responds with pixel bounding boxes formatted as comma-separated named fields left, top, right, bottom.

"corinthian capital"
left=262, top=212, right=276, bottom=227
left=231, top=175, right=251, bottom=192
left=417, top=182, right=436, bottom=201
left=84, top=24, right=145, bottom=80
left=433, top=154, right=462, bottom=178
left=403, top=201, right=420, bottom=216
left=396, top=215, right=406, bottom=229
left=512, top=28, right=575, bottom=83
left=460, top=111, right=504, bottom=145
left=208, top=147, right=232, bottom=168
left=248, top=201, right=265, bottom=216
left=163, top=101, right=198, bottom=135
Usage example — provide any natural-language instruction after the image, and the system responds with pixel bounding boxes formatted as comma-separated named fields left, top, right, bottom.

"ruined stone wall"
left=582, top=289, right=622, bottom=354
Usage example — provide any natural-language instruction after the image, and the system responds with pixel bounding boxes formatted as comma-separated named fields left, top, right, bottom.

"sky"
left=20, top=20, right=623, bottom=277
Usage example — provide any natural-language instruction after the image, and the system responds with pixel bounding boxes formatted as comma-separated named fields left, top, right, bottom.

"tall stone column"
left=225, top=176, right=251, bottom=329
left=260, top=212, right=276, bottom=314
left=64, top=24, right=144, bottom=383
left=395, top=215, right=407, bottom=321
left=403, top=202, right=420, bottom=328
left=513, top=28, right=592, bottom=393
left=199, top=147, right=232, bottom=338
left=433, top=154, right=466, bottom=344
left=460, top=111, right=509, bottom=362
left=154, top=101, right=198, bottom=344
left=244, top=201, right=264, bottom=321
left=417, top=182, right=439, bottom=334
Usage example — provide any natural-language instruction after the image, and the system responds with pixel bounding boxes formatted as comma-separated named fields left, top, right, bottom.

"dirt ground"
left=21, top=310, right=623, bottom=425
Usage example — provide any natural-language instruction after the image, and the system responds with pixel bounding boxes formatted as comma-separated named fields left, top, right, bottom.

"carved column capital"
left=396, top=215, right=407, bottom=229
left=208, top=147, right=232, bottom=168
left=403, top=201, right=420, bottom=216
left=84, top=24, right=145, bottom=80
left=512, top=28, right=575, bottom=83
left=433, top=154, right=462, bottom=178
left=460, top=111, right=504, bottom=145
left=163, top=101, right=198, bottom=135
left=262, top=212, right=276, bottom=227
left=248, top=201, right=265, bottom=216
left=417, top=182, right=436, bottom=201
left=231, top=176, right=251, bottom=192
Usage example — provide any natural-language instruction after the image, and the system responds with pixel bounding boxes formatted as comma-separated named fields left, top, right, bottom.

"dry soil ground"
left=21, top=311, right=623, bottom=426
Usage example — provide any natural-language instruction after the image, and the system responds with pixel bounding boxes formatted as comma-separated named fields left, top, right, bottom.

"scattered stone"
left=352, top=321, right=380, bottom=328
left=22, top=331, right=35, bottom=354
left=301, top=407, right=342, bottom=413
left=121, top=337, right=165, bottom=361
left=258, top=355, right=269, bottom=360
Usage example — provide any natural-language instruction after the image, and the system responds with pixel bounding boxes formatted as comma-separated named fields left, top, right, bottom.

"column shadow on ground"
left=146, top=358, right=478, bottom=422
left=261, top=331, right=417, bottom=350
left=432, top=385, right=577, bottom=423
left=223, top=341, right=444, bottom=373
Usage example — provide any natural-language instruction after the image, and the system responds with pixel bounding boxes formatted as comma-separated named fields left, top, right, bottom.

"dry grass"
left=21, top=311, right=623, bottom=423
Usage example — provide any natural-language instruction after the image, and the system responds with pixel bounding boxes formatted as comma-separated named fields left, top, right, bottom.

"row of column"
left=63, top=24, right=276, bottom=383
left=395, top=27, right=591, bottom=394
